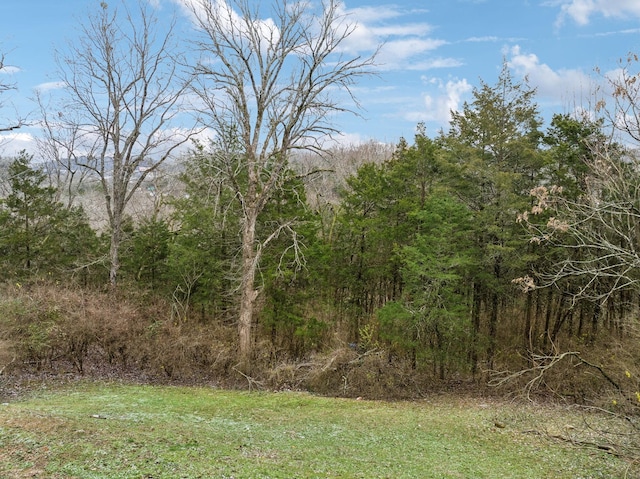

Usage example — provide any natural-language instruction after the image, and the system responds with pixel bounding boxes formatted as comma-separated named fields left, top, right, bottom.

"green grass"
left=0, top=382, right=631, bottom=478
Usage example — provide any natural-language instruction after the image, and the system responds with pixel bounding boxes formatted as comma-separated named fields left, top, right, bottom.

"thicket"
left=2, top=67, right=640, bottom=413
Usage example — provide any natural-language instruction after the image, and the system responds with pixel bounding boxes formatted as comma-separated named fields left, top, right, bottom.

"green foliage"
left=167, top=142, right=318, bottom=330
left=440, top=63, right=544, bottom=368
left=331, top=127, right=440, bottom=331
left=0, top=152, right=97, bottom=282
left=0, top=58, right=632, bottom=399
left=542, top=113, right=603, bottom=198
left=378, top=192, right=475, bottom=374
left=524, top=114, right=610, bottom=301
left=121, top=216, right=172, bottom=290
left=377, top=300, right=416, bottom=351
left=262, top=281, right=329, bottom=358
left=166, top=145, right=241, bottom=320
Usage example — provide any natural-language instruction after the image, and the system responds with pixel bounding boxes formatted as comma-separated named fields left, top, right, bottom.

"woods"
left=2, top=1, right=640, bottom=411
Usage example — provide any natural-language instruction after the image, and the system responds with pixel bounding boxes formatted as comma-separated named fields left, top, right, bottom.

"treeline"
left=1, top=66, right=639, bottom=398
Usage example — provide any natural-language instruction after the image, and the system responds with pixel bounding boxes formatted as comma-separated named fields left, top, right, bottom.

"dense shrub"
left=0, top=283, right=236, bottom=382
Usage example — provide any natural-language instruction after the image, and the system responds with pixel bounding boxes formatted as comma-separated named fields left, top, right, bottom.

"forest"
left=1, top=0, right=640, bottom=415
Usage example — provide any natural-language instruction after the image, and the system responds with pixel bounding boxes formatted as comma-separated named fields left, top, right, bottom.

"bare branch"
left=490, top=350, right=622, bottom=400
left=0, top=51, right=25, bottom=135
left=185, top=0, right=378, bottom=361
left=53, top=0, right=200, bottom=286
left=517, top=141, right=640, bottom=303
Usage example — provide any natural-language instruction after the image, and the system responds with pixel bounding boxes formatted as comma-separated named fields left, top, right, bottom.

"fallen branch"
left=232, top=366, right=264, bottom=391
left=489, top=351, right=582, bottom=398
left=490, top=350, right=623, bottom=399
left=521, top=429, right=620, bottom=456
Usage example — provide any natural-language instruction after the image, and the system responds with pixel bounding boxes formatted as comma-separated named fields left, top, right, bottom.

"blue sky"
left=1, top=0, right=640, bottom=156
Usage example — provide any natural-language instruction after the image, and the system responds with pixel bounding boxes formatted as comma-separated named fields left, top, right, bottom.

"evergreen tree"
left=378, top=191, right=474, bottom=377
left=443, top=63, right=543, bottom=371
left=0, top=151, right=96, bottom=281
left=121, top=216, right=172, bottom=291
left=331, top=125, right=444, bottom=341
left=167, top=143, right=241, bottom=322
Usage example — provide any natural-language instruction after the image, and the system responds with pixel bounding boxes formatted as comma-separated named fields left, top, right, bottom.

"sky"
left=1, top=0, right=640, bottom=157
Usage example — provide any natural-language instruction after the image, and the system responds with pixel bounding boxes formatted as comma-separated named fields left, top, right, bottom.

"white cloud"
left=176, top=1, right=450, bottom=72
left=35, top=81, right=66, bottom=92
left=507, top=45, right=594, bottom=104
left=337, top=19, right=380, bottom=53
left=343, top=5, right=406, bottom=24
left=406, top=58, right=463, bottom=71
left=0, top=65, right=20, bottom=75
left=376, top=38, right=447, bottom=70
left=174, top=0, right=280, bottom=49
left=465, top=36, right=499, bottom=43
left=407, top=77, right=472, bottom=125
left=337, top=5, right=453, bottom=72
left=372, top=23, right=433, bottom=37
left=0, top=132, right=36, bottom=156
left=592, top=27, right=640, bottom=37
left=556, top=0, right=640, bottom=26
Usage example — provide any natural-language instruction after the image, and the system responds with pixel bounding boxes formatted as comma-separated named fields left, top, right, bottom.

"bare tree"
left=518, top=150, right=640, bottom=302
left=54, top=0, right=197, bottom=286
left=35, top=90, right=94, bottom=209
left=183, top=0, right=377, bottom=362
left=515, top=54, right=640, bottom=304
left=295, top=140, right=395, bottom=207
left=0, top=52, right=25, bottom=135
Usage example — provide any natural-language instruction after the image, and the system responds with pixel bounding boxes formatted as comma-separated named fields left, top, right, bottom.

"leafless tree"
left=295, top=140, right=394, bottom=207
left=0, top=52, right=25, bottom=136
left=516, top=54, right=640, bottom=304
left=35, top=90, right=94, bottom=209
left=517, top=150, right=640, bottom=302
left=53, top=0, right=198, bottom=286
left=183, top=0, right=377, bottom=362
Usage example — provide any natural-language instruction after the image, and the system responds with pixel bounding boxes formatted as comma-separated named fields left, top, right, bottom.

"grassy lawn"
left=0, top=382, right=631, bottom=478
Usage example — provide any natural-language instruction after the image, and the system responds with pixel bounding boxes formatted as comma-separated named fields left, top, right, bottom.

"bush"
left=0, top=282, right=238, bottom=381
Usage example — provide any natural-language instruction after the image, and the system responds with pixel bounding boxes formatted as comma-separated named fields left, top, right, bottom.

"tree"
left=378, top=192, right=474, bottom=377
left=334, top=161, right=406, bottom=332
left=0, top=51, right=25, bottom=136
left=516, top=113, right=609, bottom=348
left=168, top=141, right=242, bottom=322
left=53, top=0, right=196, bottom=287
left=122, top=215, right=172, bottom=290
left=515, top=54, right=640, bottom=304
left=185, top=0, right=376, bottom=362
left=0, top=151, right=96, bottom=280
left=518, top=142, right=636, bottom=303
left=35, top=90, right=93, bottom=209
left=331, top=127, right=440, bottom=340
left=443, top=62, right=543, bottom=371
left=502, top=55, right=640, bottom=459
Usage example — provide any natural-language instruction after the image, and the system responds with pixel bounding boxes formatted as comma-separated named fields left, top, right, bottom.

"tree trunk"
left=523, top=292, right=532, bottom=351
left=487, top=291, right=499, bottom=371
left=487, top=256, right=502, bottom=372
left=109, top=212, right=122, bottom=288
left=470, top=282, right=482, bottom=377
left=542, top=288, right=554, bottom=350
left=238, top=208, right=259, bottom=365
